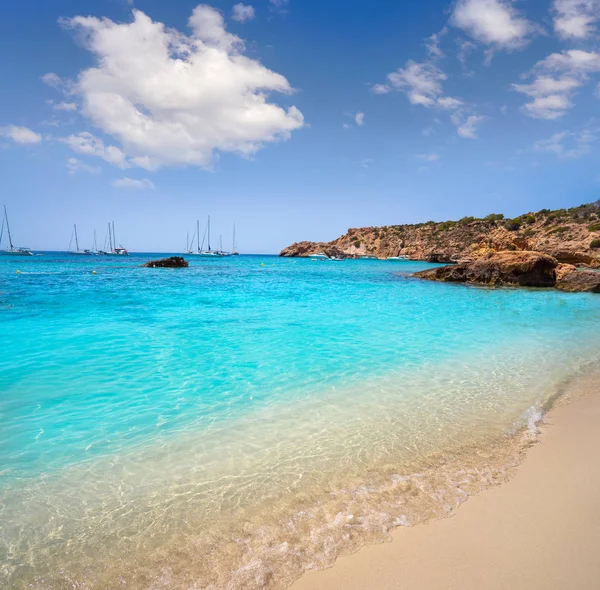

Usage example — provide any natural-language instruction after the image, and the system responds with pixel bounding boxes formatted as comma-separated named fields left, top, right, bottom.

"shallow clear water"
left=1, top=252, right=599, bottom=588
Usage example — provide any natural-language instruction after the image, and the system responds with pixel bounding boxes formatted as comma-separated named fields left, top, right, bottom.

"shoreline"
left=291, top=372, right=600, bottom=590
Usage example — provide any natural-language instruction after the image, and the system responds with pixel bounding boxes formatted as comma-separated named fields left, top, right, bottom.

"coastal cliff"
left=280, top=202, right=600, bottom=267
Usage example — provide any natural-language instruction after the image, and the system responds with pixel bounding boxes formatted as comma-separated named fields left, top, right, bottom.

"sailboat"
left=0, top=206, right=33, bottom=256
left=102, top=221, right=129, bottom=255
left=216, top=234, right=231, bottom=257
left=232, top=224, right=239, bottom=255
left=68, top=224, right=93, bottom=255
left=184, top=230, right=195, bottom=255
left=187, top=220, right=204, bottom=255
left=197, top=216, right=228, bottom=257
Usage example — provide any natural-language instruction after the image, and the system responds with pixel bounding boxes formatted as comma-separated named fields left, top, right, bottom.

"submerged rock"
left=414, top=251, right=558, bottom=288
left=556, top=270, right=600, bottom=292
left=143, top=256, right=189, bottom=268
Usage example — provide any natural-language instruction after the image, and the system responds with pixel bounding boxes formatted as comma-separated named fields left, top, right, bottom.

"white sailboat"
left=101, top=222, right=129, bottom=255
left=197, top=216, right=228, bottom=257
left=232, top=224, right=239, bottom=255
left=68, top=224, right=93, bottom=255
left=0, top=205, right=33, bottom=256
left=216, top=234, right=231, bottom=257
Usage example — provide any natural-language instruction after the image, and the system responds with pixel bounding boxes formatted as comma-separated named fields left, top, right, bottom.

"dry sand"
left=292, top=383, right=600, bottom=590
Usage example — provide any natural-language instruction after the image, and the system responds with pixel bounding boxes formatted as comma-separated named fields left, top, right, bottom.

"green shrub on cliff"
left=437, top=220, right=456, bottom=231
left=550, top=226, right=568, bottom=235
left=587, top=222, right=600, bottom=232
left=484, top=213, right=504, bottom=222
left=504, top=219, right=521, bottom=231
left=591, top=239, right=600, bottom=249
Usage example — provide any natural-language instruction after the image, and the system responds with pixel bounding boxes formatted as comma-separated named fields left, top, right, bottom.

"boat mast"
left=74, top=224, right=80, bottom=252
left=93, top=229, right=97, bottom=252
left=233, top=224, right=236, bottom=252
left=108, top=222, right=113, bottom=252
left=4, top=206, right=14, bottom=250
left=112, top=221, right=116, bottom=250
left=208, top=216, right=211, bottom=252
left=197, top=219, right=200, bottom=253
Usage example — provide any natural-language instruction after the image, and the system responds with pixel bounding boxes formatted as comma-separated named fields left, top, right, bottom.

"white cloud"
left=457, top=38, right=476, bottom=73
left=54, top=102, right=78, bottom=112
left=375, top=59, right=482, bottom=139
left=53, top=5, right=302, bottom=171
left=425, top=27, right=448, bottom=59
left=41, top=72, right=65, bottom=91
left=437, top=96, right=463, bottom=109
left=385, top=61, right=447, bottom=107
left=371, top=83, right=392, bottom=95
left=514, top=50, right=600, bottom=119
left=61, top=132, right=130, bottom=168
left=532, top=129, right=595, bottom=159
left=0, top=125, right=42, bottom=144
left=355, top=112, right=365, bottom=126
left=66, top=157, right=101, bottom=175
left=269, top=0, right=289, bottom=13
left=456, top=115, right=485, bottom=138
left=232, top=3, right=255, bottom=22
left=376, top=61, right=465, bottom=112
left=111, top=177, right=155, bottom=190
left=359, top=158, right=374, bottom=169
left=553, top=0, right=600, bottom=39
left=451, top=0, right=537, bottom=52
left=417, top=153, right=440, bottom=162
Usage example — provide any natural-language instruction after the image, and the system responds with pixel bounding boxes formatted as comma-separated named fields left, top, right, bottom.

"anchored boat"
left=0, top=205, right=33, bottom=256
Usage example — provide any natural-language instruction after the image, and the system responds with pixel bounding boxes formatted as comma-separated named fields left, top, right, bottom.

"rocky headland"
left=414, top=251, right=600, bottom=292
left=280, top=202, right=600, bottom=268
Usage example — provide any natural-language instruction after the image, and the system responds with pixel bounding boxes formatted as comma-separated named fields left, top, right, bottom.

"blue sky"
left=1, top=0, right=600, bottom=253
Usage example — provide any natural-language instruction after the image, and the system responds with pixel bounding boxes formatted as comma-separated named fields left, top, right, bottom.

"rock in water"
left=143, top=257, right=189, bottom=268
left=414, top=251, right=558, bottom=288
left=556, top=270, right=600, bottom=292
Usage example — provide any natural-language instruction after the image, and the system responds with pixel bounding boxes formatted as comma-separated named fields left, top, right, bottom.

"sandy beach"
left=292, top=380, right=600, bottom=590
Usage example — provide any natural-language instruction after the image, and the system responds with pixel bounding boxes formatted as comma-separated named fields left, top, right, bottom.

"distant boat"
left=308, top=253, right=330, bottom=260
left=387, top=255, right=409, bottom=260
left=102, top=222, right=129, bottom=255
left=216, top=234, right=231, bottom=257
left=0, top=205, right=33, bottom=256
left=68, top=224, right=93, bottom=255
left=184, top=230, right=195, bottom=255
left=196, top=216, right=229, bottom=257
left=232, top=224, right=239, bottom=255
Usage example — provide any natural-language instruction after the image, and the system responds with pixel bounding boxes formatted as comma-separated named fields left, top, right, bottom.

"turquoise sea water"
left=1, top=252, right=600, bottom=588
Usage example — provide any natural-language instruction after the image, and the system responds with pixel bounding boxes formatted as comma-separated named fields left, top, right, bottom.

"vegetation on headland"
left=280, top=201, right=600, bottom=268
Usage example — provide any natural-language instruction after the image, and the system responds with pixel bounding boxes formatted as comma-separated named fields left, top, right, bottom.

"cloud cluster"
left=533, top=128, right=596, bottom=159
left=66, top=157, right=101, bottom=175
left=46, top=5, right=302, bottom=170
left=373, top=59, right=483, bottom=138
left=111, top=177, right=156, bottom=190
left=451, top=0, right=537, bottom=54
left=0, top=125, right=42, bottom=144
left=553, top=0, right=600, bottom=39
left=232, top=3, right=255, bottom=22
left=514, top=50, right=600, bottom=119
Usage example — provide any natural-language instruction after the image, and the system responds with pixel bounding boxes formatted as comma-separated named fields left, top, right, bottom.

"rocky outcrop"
left=143, top=256, right=189, bottom=268
left=414, top=251, right=558, bottom=288
left=556, top=270, right=600, bottom=293
left=280, top=202, right=600, bottom=267
left=279, top=241, right=348, bottom=259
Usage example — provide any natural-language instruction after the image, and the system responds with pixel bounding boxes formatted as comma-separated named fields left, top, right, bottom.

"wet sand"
left=292, top=386, right=600, bottom=590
